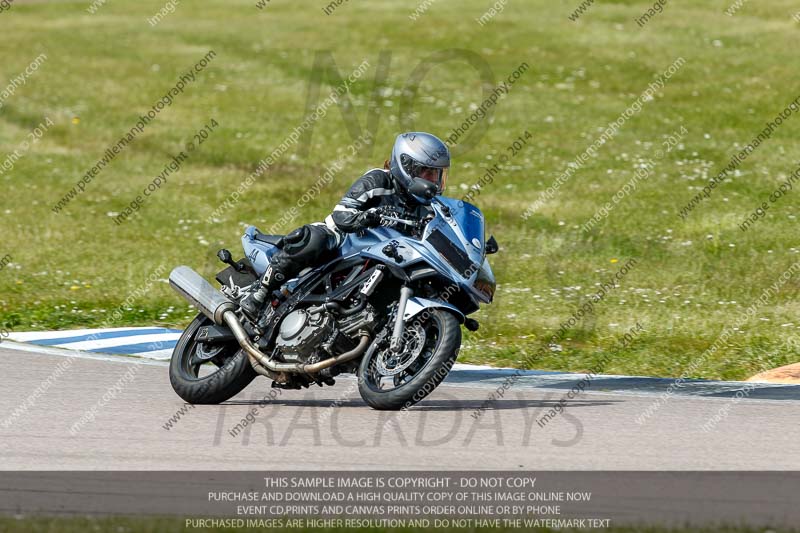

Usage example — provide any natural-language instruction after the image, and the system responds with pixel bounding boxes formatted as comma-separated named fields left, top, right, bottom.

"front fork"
left=389, top=285, right=414, bottom=352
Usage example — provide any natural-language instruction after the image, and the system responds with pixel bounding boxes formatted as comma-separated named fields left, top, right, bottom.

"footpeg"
left=271, top=381, right=302, bottom=390
left=217, top=249, right=242, bottom=271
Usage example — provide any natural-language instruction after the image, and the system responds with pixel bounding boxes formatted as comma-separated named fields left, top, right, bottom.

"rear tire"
left=358, top=309, right=461, bottom=410
left=169, top=314, right=256, bottom=404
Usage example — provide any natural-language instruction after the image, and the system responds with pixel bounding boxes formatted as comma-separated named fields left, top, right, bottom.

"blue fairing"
left=339, top=225, right=402, bottom=258
left=242, top=195, right=495, bottom=310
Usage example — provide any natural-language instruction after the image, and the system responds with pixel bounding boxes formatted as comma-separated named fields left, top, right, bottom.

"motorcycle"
left=167, top=179, right=497, bottom=410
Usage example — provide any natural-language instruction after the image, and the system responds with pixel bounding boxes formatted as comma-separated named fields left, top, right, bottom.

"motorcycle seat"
left=253, top=230, right=284, bottom=247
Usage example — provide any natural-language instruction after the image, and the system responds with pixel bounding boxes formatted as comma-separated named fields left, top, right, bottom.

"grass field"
left=2, top=0, right=800, bottom=380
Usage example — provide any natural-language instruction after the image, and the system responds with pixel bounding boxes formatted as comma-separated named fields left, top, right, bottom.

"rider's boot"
left=239, top=283, right=267, bottom=321
left=240, top=225, right=322, bottom=321
left=239, top=265, right=282, bottom=321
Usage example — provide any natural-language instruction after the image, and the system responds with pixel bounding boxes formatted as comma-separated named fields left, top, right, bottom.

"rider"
left=239, top=131, right=451, bottom=321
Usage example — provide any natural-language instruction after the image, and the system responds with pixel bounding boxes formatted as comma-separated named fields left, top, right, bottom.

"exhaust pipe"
left=224, top=311, right=371, bottom=375
left=169, top=266, right=235, bottom=324
left=169, top=266, right=371, bottom=375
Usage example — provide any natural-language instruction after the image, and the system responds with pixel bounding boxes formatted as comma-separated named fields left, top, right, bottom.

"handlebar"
left=379, top=214, right=420, bottom=228
left=367, top=207, right=432, bottom=232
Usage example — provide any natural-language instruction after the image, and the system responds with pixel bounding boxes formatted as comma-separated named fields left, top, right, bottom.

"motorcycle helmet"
left=389, top=132, right=450, bottom=203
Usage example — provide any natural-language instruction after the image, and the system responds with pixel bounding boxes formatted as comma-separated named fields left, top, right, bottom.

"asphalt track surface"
left=2, top=342, right=800, bottom=470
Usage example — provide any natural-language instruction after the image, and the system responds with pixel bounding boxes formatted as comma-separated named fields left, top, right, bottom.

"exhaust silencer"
left=169, top=266, right=235, bottom=324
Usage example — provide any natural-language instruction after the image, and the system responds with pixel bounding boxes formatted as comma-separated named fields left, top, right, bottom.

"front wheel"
left=358, top=308, right=461, bottom=410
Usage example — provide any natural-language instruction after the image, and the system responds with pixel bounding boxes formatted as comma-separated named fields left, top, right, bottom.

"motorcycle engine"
left=274, top=308, right=334, bottom=363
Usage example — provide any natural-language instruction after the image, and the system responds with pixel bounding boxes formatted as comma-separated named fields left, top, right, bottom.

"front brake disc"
left=375, top=324, right=427, bottom=377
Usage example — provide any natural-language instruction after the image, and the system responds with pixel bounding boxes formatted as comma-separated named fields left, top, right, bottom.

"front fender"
left=403, top=297, right=465, bottom=323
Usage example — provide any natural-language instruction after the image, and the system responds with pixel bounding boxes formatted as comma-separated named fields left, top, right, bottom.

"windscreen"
left=454, top=201, right=485, bottom=253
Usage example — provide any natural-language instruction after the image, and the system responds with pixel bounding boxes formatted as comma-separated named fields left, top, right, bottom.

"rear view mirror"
left=486, top=235, right=499, bottom=254
left=408, top=178, right=437, bottom=201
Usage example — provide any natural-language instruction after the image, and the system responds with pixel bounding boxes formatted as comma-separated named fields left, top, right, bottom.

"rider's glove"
left=356, top=207, right=383, bottom=228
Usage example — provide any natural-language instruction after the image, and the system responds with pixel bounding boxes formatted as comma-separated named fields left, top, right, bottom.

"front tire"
left=358, top=309, right=461, bottom=410
left=169, top=313, right=256, bottom=404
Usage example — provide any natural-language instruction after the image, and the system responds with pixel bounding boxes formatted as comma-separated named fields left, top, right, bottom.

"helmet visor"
left=416, top=165, right=448, bottom=193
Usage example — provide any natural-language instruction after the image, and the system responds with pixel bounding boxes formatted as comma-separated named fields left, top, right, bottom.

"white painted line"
left=55, top=333, right=181, bottom=351
left=0, top=341, right=167, bottom=367
left=8, top=327, right=165, bottom=342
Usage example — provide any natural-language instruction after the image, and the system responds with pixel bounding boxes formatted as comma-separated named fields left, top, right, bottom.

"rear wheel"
left=358, top=308, right=461, bottom=410
left=169, top=313, right=256, bottom=404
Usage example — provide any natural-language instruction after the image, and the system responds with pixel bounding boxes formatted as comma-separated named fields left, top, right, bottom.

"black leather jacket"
left=324, top=168, right=428, bottom=239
